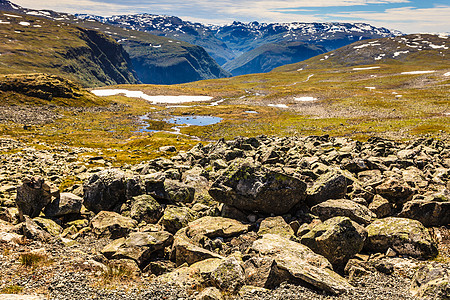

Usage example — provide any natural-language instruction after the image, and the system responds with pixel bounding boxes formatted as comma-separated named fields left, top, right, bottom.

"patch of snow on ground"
left=0, top=20, right=11, bottom=24
left=3, top=14, right=22, bottom=18
left=429, top=44, right=449, bottom=50
left=297, top=68, right=303, bottom=71
left=393, top=51, right=409, bottom=57
left=375, top=54, right=385, bottom=60
left=268, top=104, right=288, bottom=108
left=152, top=45, right=162, bottom=48
left=395, top=95, right=403, bottom=98
left=365, top=87, right=376, bottom=91
left=91, top=89, right=213, bottom=103
left=354, top=43, right=380, bottom=49
left=210, top=99, right=225, bottom=106
left=295, top=97, right=317, bottom=101
left=401, top=71, right=435, bottom=75
left=353, top=66, right=380, bottom=70
left=33, top=25, right=42, bottom=28
left=304, top=74, right=314, bottom=82
left=19, top=22, right=30, bottom=26
left=443, top=72, right=450, bottom=76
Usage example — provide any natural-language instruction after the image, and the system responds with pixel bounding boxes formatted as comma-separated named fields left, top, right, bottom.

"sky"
left=11, top=0, right=450, bottom=33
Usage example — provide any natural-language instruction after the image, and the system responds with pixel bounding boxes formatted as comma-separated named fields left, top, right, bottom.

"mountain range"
left=77, top=13, right=402, bottom=75
left=0, top=0, right=404, bottom=86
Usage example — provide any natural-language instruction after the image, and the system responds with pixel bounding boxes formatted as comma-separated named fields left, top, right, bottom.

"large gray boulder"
left=300, top=216, right=367, bottom=268
left=44, top=192, right=83, bottom=217
left=209, top=161, right=306, bottom=214
left=364, top=217, right=438, bottom=259
left=102, top=231, right=173, bottom=267
left=83, top=169, right=127, bottom=213
left=399, top=195, right=450, bottom=227
left=90, top=211, right=137, bottom=239
left=311, top=199, right=376, bottom=225
left=15, top=177, right=58, bottom=218
left=306, top=171, right=348, bottom=206
left=251, top=234, right=353, bottom=295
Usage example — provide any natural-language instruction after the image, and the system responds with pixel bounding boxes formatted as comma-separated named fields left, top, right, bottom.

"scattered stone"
left=129, top=194, right=163, bottom=224
left=365, top=217, right=438, bottom=259
left=210, top=257, right=245, bottom=292
left=311, top=199, right=376, bottom=225
left=159, top=205, right=197, bottom=234
left=15, top=177, right=58, bottom=218
left=368, top=194, right=392, bottom=218
left=90, top=211, right=137, bottom=239
left=44, top=192, right=83, bottom=217
left=306, top=171, right=348, bottom=206
left=399, top=194, right=450, bottom=226
left=257, top=216, right=294, bottom=239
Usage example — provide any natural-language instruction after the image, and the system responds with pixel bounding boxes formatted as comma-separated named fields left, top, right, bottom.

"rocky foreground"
left=0, top=135, right=449, bottom=299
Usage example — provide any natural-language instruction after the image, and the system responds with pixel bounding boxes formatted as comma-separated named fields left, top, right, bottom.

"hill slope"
left=0, top=10, right=138, bottom=87
left=223, top=41, right=326, bottom=76
left=274, top=34, right=450, bottom=72
left=0, top=0, right=231, bottom=84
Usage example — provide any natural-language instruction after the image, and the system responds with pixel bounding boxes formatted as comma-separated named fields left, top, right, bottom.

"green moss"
left=0, top=284, right=23, bottom=294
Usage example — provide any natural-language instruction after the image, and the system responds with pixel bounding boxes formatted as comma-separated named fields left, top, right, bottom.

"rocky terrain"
left=0, top=135, right=449, bottom=299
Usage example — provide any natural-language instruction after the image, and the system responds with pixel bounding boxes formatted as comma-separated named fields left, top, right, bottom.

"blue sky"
left=12, top=0, right=450, bottom=33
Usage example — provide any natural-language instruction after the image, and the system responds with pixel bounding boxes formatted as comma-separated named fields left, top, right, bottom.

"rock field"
left=0, top=135, right=449, bottom=299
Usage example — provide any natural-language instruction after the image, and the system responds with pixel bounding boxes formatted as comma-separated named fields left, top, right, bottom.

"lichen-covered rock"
left=15, top=177, right=58, bottom=218
left=44, top=192, right=83, bottom=217
left=83, top=169, right=127, bottom=213
left=195, top=287, right=224, bottom=300
left=130, top=194, right=162, bottom=224
left=300, top=216, right=367, bottom=268
left=164, top=180, right=195, bottom=203
left=311, top=199, right=376, bottom=225
left=210, top=257, right=245, bottom=292
left=33, top=217, right=63, bottom=237
left=411, top=263, right=450, bottom=300
left=399, top=195, right=450, bottom=226
left=257, top=216, right=294, bottom=239
left=209, top=161, right=306, bottom=215
left=159, top=205, right=198, bottom=234
left=186, top=216, right=249, bottom=242
left=252, top=234, right=353, bottom=294
left=306, top=171, right=348, bottom=206
left=364, top=217, right=438, bottom=259
left=90, top=211, right=137, bottom=239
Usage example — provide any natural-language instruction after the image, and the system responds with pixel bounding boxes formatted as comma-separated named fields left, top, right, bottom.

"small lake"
left=166, top=116, right=222, bottom=126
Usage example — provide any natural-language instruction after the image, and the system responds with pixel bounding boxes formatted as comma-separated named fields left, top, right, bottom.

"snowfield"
left=91, top=89, right=213, bottom=103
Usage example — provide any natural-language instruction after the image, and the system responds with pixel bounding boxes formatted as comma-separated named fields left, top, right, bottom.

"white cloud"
left=327, top=5, right=450, bottom=33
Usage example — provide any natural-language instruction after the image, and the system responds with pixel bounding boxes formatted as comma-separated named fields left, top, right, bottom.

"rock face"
left=300, top=216, right=367, bottom=268
left=15, top=177, right=58, bottom=218
left=83, top=169, right=127, bottom=213
left=365, top=217, right=438, bottom=259
left=252, top=234, right=353, bottom=294
left=209, top=162, right=307, bottom=214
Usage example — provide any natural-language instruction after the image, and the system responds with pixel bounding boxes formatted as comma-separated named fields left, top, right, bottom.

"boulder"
left=186, top=216, right=249, bottom=242
left=33, top=217, right=62, bottom=237
left=209, top=161, right=306, bottom=215
left=130, top=194, right=163, bottom=224
left=195, top=287, right=224, bottom=300
left=243, top=256, right=289, bottom=289
left=399, top=195, right=450, bottom=226
left=364, top=217, right=438, bottom=259
left=306, top=171, right=348, bottom=206
left=251, top=234, right=353, bottom=295
left=15, top=177, right=58, bottom=218
left=90, top=211, right=137, bottom=239
left=311, top=199, right=376, bottom=225
left=83, top=169, right=127, bottom=213
left=164, top=180, right=195, bottom=203
left=300, top=216, right=367, bottom=268
left=106, top=231, right=173, bottom=267
left=211, top=257, right=245, bottom=292
left=411, top=263, right=450, bottom=300
left=19, top=216, right=52, bottom=242
left=143, top=172, right=166, bottom=200
left=159, top=205, right=198, bottom=234
left=374, top=178, right=414, bottom=205
left=368, top=195, right=392, bottom=218
left=44, top=192, right=83, bottom=217
left=172, top=227, right=223, bottom=266
left=257, top=216, right=294, bottom=239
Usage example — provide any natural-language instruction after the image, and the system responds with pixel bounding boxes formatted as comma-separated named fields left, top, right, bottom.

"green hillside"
left=0, top=11, right=138, bottom=87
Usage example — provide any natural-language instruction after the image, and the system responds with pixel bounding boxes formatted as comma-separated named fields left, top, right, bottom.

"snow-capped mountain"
left=76, top=13, right=403, bottom=69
